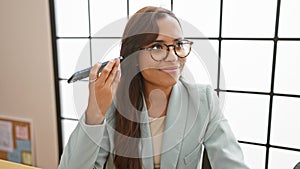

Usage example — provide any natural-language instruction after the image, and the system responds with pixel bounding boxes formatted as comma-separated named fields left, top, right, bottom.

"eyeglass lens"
left=150, top=41, right=192, bottom=61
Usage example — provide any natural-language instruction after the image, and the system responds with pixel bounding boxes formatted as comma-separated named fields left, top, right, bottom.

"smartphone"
left=67, top=56, right=123, bottom=83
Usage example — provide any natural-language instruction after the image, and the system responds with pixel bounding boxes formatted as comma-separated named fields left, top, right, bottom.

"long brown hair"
left=113, top=6, right=180, bottom=169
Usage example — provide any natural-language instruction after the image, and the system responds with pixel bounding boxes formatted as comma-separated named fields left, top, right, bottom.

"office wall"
left=0, top=0, right=58, bottom=169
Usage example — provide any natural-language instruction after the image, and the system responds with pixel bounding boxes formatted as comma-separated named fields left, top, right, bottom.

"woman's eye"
left=176, top=42, right=184, bottom=48
left=152, top=44, right=164, bottom=50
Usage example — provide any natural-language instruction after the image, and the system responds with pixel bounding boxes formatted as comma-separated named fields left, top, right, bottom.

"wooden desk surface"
left=0, top=159, right=41, bottom=169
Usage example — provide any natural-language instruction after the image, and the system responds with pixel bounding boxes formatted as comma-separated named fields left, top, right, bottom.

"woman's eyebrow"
left=154, top=40, right=165, bottom=43
left=154, top=38, right=184, bottom=43
left=174, top=38, right=184, bottom=41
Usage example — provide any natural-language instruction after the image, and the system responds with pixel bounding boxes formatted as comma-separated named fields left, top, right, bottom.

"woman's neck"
left=143, top=80, right=173, bottom=118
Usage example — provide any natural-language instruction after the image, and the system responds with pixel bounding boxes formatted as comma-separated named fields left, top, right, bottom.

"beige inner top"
left=148, top=116, right=166, bottom=169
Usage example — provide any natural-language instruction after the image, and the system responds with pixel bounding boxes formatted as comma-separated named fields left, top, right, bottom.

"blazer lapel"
left=160, top=81, right=189, bottom=169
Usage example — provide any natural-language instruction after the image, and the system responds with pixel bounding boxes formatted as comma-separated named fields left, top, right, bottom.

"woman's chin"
left=158, top=72, right=180, bottom=87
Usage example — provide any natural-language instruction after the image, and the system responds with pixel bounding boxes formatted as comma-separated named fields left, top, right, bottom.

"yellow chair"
left=0, top=159, right=41, bottom=169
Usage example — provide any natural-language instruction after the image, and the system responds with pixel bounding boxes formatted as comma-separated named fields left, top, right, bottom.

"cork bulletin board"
left=0, top=116, right=35, bottom=166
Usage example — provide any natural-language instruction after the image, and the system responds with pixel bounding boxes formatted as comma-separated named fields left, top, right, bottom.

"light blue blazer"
left=58, top=79, right=250, bottom=169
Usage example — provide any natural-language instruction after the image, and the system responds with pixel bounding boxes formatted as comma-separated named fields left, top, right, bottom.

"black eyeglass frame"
left=139, top=40, right=194, bottom=62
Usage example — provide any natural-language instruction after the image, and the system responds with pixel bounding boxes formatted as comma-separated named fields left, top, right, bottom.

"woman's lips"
left=159, top=66, right=180, bottom=73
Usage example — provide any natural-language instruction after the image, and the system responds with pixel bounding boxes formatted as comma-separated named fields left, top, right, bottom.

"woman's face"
left=138, top=15, right=186, bottom=88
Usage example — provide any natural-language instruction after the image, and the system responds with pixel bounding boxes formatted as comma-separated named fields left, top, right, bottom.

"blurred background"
left=0, top=0, right=299, bottom=169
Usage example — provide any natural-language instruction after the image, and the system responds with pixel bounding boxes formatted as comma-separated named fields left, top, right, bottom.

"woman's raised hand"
left=85, top=58, right=121, bottom=125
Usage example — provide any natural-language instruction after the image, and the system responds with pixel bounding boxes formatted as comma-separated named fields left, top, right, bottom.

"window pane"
left=173, top=0, right=220, bottom=37
left=57, top=39, right=90, bottom=79
left=129, top=0, right=171, bottom=16
left=271, top=96, right=300, bottom=148
left=91, top=39, right=121, bottom=64
left=274, top=41, right=300, bottom=95
left=60, top=81, right=88, bottom=119
left=54, top=0, right=89, bottom=37
left=182, top=40, right=219, bottom=88
left=220, top=40, right=273, bottom=92
left=222, top=0, right=277, bottom=37
left=278, top=0, right=300, bottom=37
left=61, top=119, right=78, bottom=147
left=240, top=144, right=266, bottom=169
left=269, top=148, right=300, bottom=169
left=90, top=0, right=127, bottom=37
left=59, top=81, right=76, bottom=119
left=223, top=92, right=269, bottom=143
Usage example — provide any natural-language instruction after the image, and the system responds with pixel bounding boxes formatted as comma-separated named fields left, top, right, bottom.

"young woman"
left=58, top=6, right=249, bottom=169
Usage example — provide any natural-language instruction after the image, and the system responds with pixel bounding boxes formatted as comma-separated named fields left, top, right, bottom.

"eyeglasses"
left=139, top=40, right=193, bottom=62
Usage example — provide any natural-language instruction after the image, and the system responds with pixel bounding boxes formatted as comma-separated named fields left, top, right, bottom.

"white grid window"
left=50, top=1, right=300, bottom=168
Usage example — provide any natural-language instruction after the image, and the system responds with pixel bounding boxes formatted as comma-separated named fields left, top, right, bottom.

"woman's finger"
left=97, top=60, right=116, bottom=84
left=89, top=61, right=102, bottom=82
left=111, top=70, right=121, bottom=88
left=106, top=66, right=118, bottom=86
left=105, top=59, right=120, bottom=85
